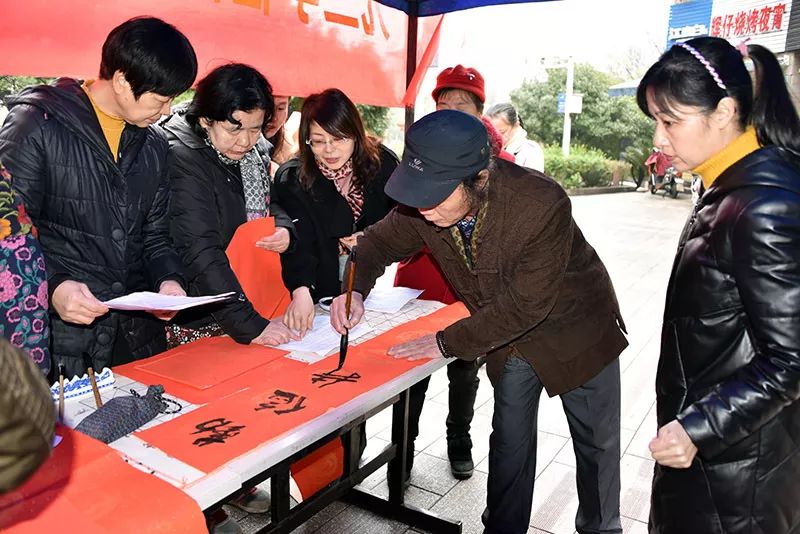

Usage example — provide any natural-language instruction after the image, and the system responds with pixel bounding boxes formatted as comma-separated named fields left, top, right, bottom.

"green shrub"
left=609, top=160, right=632, bottom=182
left=543, top=144, right=613, bottom=188
left=622, top=140, right=653, bottom=188
left=564, top=173, right=584, bottom=190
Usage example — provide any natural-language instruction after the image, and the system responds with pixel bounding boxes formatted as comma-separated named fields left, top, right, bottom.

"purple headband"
left=676, top=42, right=728, bottom=92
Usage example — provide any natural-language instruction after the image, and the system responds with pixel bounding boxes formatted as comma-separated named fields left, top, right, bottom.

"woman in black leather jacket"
left=638, top=37, right=800, bottom=534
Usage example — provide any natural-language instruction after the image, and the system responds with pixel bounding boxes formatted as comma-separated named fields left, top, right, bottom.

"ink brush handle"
left=344, top=247, right=357, bottom=321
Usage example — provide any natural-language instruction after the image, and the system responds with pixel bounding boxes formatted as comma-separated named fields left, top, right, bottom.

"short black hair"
left=186, top=63, right=274, bottom=129
left=99, top=16, right=197, bottom=98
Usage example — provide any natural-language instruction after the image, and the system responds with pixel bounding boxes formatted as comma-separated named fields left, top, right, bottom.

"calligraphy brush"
left=58, top=362, right=65, bottom=421
left=331, top=247, right=357, bottom=373
left=88, top=367, right=103, bottom=408
left=81, top=352, right=103, bottom=408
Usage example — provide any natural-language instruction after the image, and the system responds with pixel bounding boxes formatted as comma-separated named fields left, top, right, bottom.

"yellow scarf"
left=693, top=127, right=761, bottom=189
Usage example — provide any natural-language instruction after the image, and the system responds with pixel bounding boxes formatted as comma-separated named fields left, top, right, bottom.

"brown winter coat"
left=0, top=338, right=54, bottom=492
left=353, top=158, right=627, bottom=394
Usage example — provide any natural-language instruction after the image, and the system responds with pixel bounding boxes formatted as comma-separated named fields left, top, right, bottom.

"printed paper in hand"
left=363, top=286, right=424, bottom=314
left=280, top=315, right=373, bottom=363
left=103, top=291, right=235, bottom=312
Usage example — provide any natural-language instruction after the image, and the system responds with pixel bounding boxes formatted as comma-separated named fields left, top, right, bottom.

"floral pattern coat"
left=0, top=164, right=49, bottom=375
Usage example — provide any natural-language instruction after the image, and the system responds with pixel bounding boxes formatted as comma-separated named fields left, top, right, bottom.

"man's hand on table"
left=387, top=334, right=443, bottom=361
left=330, top=291, right=364, bottom=334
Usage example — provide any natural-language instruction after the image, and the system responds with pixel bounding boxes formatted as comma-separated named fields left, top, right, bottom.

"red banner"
left=0, top=0, right=441, bottom=107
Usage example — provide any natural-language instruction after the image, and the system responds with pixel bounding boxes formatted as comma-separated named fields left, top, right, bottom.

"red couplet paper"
left=134, top=303, right=469, bottom=474
left=0, top=427, right=206, bottom=534
left=226, top=217, right=291, bottom=320
left=117, top=345, right=311, bottom=405
left=290, top=438, right=345, bottom=500
left=131, top=336, right=288, bottom=390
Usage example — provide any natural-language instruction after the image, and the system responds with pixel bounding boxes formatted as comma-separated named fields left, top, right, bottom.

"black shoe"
left=447, top=435, right=474, bottom=480
left=449, top=457, right=474, bottom=480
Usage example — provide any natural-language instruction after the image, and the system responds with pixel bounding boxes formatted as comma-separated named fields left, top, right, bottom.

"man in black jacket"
left=0, top=17, right=198, bottom=378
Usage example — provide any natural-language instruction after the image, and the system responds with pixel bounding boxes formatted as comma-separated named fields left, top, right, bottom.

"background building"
left=667, top=0, right=714, bottom=47
left=668, top=0, right=799, bottom=105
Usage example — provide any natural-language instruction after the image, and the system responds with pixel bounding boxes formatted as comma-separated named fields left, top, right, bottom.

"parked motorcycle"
left=646, top=150, right=685, bottom=199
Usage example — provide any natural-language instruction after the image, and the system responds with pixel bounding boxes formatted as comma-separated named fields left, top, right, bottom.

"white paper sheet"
left=279, top=315, right=373, bottom=362
left=103, top=291, right=235, bottom=311
left=363, top=286, right=424, bottom=314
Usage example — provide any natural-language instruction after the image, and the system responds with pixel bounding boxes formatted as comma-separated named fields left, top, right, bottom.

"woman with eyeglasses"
left=274, top=88, right=398, bottom=336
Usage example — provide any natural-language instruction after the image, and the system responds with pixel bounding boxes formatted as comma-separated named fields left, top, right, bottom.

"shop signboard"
left=667, top=0, right=714, bottom=47
left=710, top=0, right=793, bottom=52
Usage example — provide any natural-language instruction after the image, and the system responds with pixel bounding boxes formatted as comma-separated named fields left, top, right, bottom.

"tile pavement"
left=232, top=191, right=694, bottom=534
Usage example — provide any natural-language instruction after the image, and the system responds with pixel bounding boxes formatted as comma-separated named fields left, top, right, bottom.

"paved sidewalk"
left=233, top=191, right=694, bottom=534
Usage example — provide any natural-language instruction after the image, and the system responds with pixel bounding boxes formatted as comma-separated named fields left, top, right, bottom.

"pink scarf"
left=317, top=158, right=364, bottom=220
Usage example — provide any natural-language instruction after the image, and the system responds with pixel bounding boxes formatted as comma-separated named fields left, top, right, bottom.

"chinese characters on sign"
left=710, top=3, right=787, bottom=38
left=215, top=0, right=389, bottom=39
left=255, top=389, right=308, bottom=415
left=192, top=418, right=246, bottom=447
left=311, top=371, right=362, bottom=388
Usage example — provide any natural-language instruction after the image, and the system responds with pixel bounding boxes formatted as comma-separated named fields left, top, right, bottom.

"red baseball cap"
left=432, top=65, right=485, bottom=103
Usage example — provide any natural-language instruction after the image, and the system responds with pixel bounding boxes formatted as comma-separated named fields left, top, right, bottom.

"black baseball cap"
left=385, top=110, right=490, bottom=208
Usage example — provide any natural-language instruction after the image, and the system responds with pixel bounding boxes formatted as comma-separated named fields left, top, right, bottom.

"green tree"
left=173, top=89, right=195, bottom=105
left=288, top=98, right=390, bottom=139
left=356, top=104, right=390, bottom=138
left=510, top=64, right=653, bottom=159
left=622, top=138, right=653, bottom=188
left=0, top=76, right=54, bottom=103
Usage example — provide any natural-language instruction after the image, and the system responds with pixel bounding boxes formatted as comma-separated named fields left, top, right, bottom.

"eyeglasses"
left=305, top=136, right=352, bottom=150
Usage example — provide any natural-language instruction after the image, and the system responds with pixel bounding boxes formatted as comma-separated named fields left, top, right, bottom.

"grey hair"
left=485, top=102, right=520, bottom=127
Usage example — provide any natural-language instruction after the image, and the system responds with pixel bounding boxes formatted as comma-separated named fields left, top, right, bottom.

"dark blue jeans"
left=482, top=356, right=622, bottom=534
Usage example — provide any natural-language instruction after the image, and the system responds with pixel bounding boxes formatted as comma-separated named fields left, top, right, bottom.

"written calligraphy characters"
left=311, top=371, right=361, bottom=388
left=191, top=418, right=246, bottom=447
left=255, top=389, right=308, bottom=415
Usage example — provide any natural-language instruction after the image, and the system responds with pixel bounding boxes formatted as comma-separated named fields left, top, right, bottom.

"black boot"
left=446, top=359, right=480, bottom=480
left=447, top=435, right=474, bottom=480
